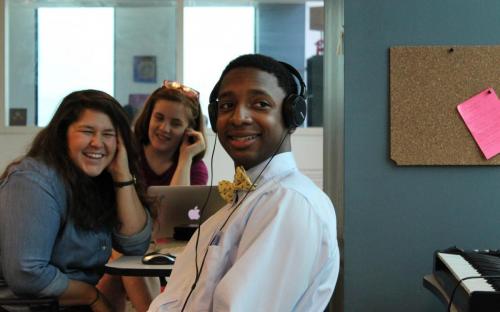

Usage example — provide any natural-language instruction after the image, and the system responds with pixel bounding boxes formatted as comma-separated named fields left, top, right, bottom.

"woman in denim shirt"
left=0, top=90, right=152, bottom=311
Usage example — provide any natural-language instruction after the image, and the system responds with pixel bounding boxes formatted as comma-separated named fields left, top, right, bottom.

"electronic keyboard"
left=433, top=247, right=500, bottom=311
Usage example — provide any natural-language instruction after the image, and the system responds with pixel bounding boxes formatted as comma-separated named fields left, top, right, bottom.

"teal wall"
left=343, top=0, right=500, bottom=311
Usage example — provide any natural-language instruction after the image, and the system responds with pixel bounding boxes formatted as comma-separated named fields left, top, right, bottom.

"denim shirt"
left=0, top=158, right=152, bottom=297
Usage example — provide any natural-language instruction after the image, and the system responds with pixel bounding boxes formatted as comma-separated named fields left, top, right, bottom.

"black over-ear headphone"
left=208, top=61, right=307, bottom=132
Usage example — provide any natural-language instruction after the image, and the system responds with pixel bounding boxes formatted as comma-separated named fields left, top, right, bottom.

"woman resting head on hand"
left=95, top=82, right=209, bottom=312
left=0, top=89, right=151, bottom=311
left=133, top=80, right=208, bottom=188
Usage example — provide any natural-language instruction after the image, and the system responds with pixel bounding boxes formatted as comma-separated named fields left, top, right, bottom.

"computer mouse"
left=141, top=252, right=176, bottom=265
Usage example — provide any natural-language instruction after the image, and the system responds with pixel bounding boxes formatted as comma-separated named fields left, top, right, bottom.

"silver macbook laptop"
left=147, top=185, right=226, bottom=240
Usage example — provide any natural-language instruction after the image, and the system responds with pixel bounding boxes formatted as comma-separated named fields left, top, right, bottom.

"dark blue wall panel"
left=257, top=4, right=305, bottom=76
left=343, top=0, right=500, bottom=311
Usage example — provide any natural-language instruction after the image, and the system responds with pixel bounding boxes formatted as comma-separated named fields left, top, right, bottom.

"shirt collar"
left=245, top=152, right=297, bottom=186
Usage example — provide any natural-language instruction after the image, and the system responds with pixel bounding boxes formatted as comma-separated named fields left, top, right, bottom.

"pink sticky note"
left=457, top=88, right=500, bottom=159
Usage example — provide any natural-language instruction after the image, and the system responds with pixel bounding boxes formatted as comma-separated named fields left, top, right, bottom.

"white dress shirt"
left=148, top=152, right=339, bottom=312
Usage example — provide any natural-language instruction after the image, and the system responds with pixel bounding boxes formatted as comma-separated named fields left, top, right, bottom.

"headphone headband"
left=278, top=61, right=307, bottom=98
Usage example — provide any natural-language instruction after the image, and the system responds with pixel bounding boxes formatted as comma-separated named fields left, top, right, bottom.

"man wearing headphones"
left=149, top=54, right=339, bottom=312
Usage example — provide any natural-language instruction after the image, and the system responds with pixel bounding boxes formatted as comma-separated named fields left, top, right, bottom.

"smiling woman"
left=0, top=89, right=152, bottom=311
left=95, top=80, right=209, bottom=312
left=67, top=109, right=118, bottom=177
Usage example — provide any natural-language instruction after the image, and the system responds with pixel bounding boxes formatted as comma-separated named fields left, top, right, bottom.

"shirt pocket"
left=188, top=244, right=226, bottom=311
left=150, top=288, right=183, bottom=311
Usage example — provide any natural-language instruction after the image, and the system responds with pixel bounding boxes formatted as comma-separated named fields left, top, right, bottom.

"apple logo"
left=188, top=206, right=200, bottom=221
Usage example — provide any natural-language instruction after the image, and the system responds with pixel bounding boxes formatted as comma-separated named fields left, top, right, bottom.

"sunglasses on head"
left=162, top=80, right=200, bottom=100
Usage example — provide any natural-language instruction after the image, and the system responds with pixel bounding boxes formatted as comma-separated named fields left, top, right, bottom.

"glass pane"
left=183, top=6, right=255, bottom=119
left=182, top=0, right=324, bottom=128
left=6, top=0, right=178, bottom=126
left=5, top=0, right=323, bottom=128
left=37, top=7, right=114, bottom=126
left=305, top=1, right=324, bottom=127
left=114, top=3, right=177, bottom=122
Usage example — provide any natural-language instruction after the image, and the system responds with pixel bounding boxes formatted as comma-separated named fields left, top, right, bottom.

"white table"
left=104, top=255, right=174, bottom=277
left=104, top=239, right=186, bottom=285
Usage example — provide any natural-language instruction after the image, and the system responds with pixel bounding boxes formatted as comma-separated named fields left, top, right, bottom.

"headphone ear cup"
left=208, top=101, right=218, bottom=133
left=282, top=94, right=307, bottom=129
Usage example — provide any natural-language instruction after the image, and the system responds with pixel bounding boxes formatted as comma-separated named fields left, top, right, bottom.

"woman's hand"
left=179, top=128, right=206, bottom=161
left=107, top=134, right=133, bottom=182
left=90, top=289, right=114, bottom=312
left=59, top=281, right=115, bottom=311
left=108, top=133, right=147, bottom=236
left=170, top=128, right=206, bottom=185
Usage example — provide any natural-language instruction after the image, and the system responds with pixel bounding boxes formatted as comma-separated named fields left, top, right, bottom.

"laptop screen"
left=147, top=185, right=226, bottom=240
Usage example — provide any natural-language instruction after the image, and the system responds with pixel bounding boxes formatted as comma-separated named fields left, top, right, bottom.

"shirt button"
left=101, top=246, right=107, bottom=251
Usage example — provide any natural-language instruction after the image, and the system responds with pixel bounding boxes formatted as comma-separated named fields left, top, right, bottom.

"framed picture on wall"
left=133, top=55, right=157, bottom=83
left=9, top=108, right=27, bottom=126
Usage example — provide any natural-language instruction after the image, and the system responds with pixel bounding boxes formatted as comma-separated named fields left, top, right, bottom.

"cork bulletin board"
left=390, top=45, right=500, bottom=165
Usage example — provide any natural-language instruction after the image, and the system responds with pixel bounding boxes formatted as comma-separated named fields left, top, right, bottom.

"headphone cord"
left=446, top=275, right=500, bottom=312
left=180, top=130, right=290, bottom=311
left=193, top=136, right=217, bottom=278
left=181, top=135, right=217, bottom=312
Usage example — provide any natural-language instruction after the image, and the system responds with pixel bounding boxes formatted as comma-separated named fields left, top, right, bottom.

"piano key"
left=462, top=252, right=500, bottom=290
left=437, top=252, right=495, bottom=293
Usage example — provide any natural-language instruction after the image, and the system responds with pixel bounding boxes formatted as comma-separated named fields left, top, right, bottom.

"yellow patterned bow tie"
left=218, top=166, right=256, bottom=203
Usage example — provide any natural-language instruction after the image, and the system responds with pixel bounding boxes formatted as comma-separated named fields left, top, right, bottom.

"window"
left=4, top=0, right=177, bottom=127
left=2, top=0, right=324, bottom=128
left=183, top=6, right=255, bottom=118
left=37, top=8, right=114, bottom=126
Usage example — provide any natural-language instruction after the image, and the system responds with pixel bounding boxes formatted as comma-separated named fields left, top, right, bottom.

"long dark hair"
left=133, top=86, right=206, bottom=162
left=3, top=90, right=146, bottom=230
